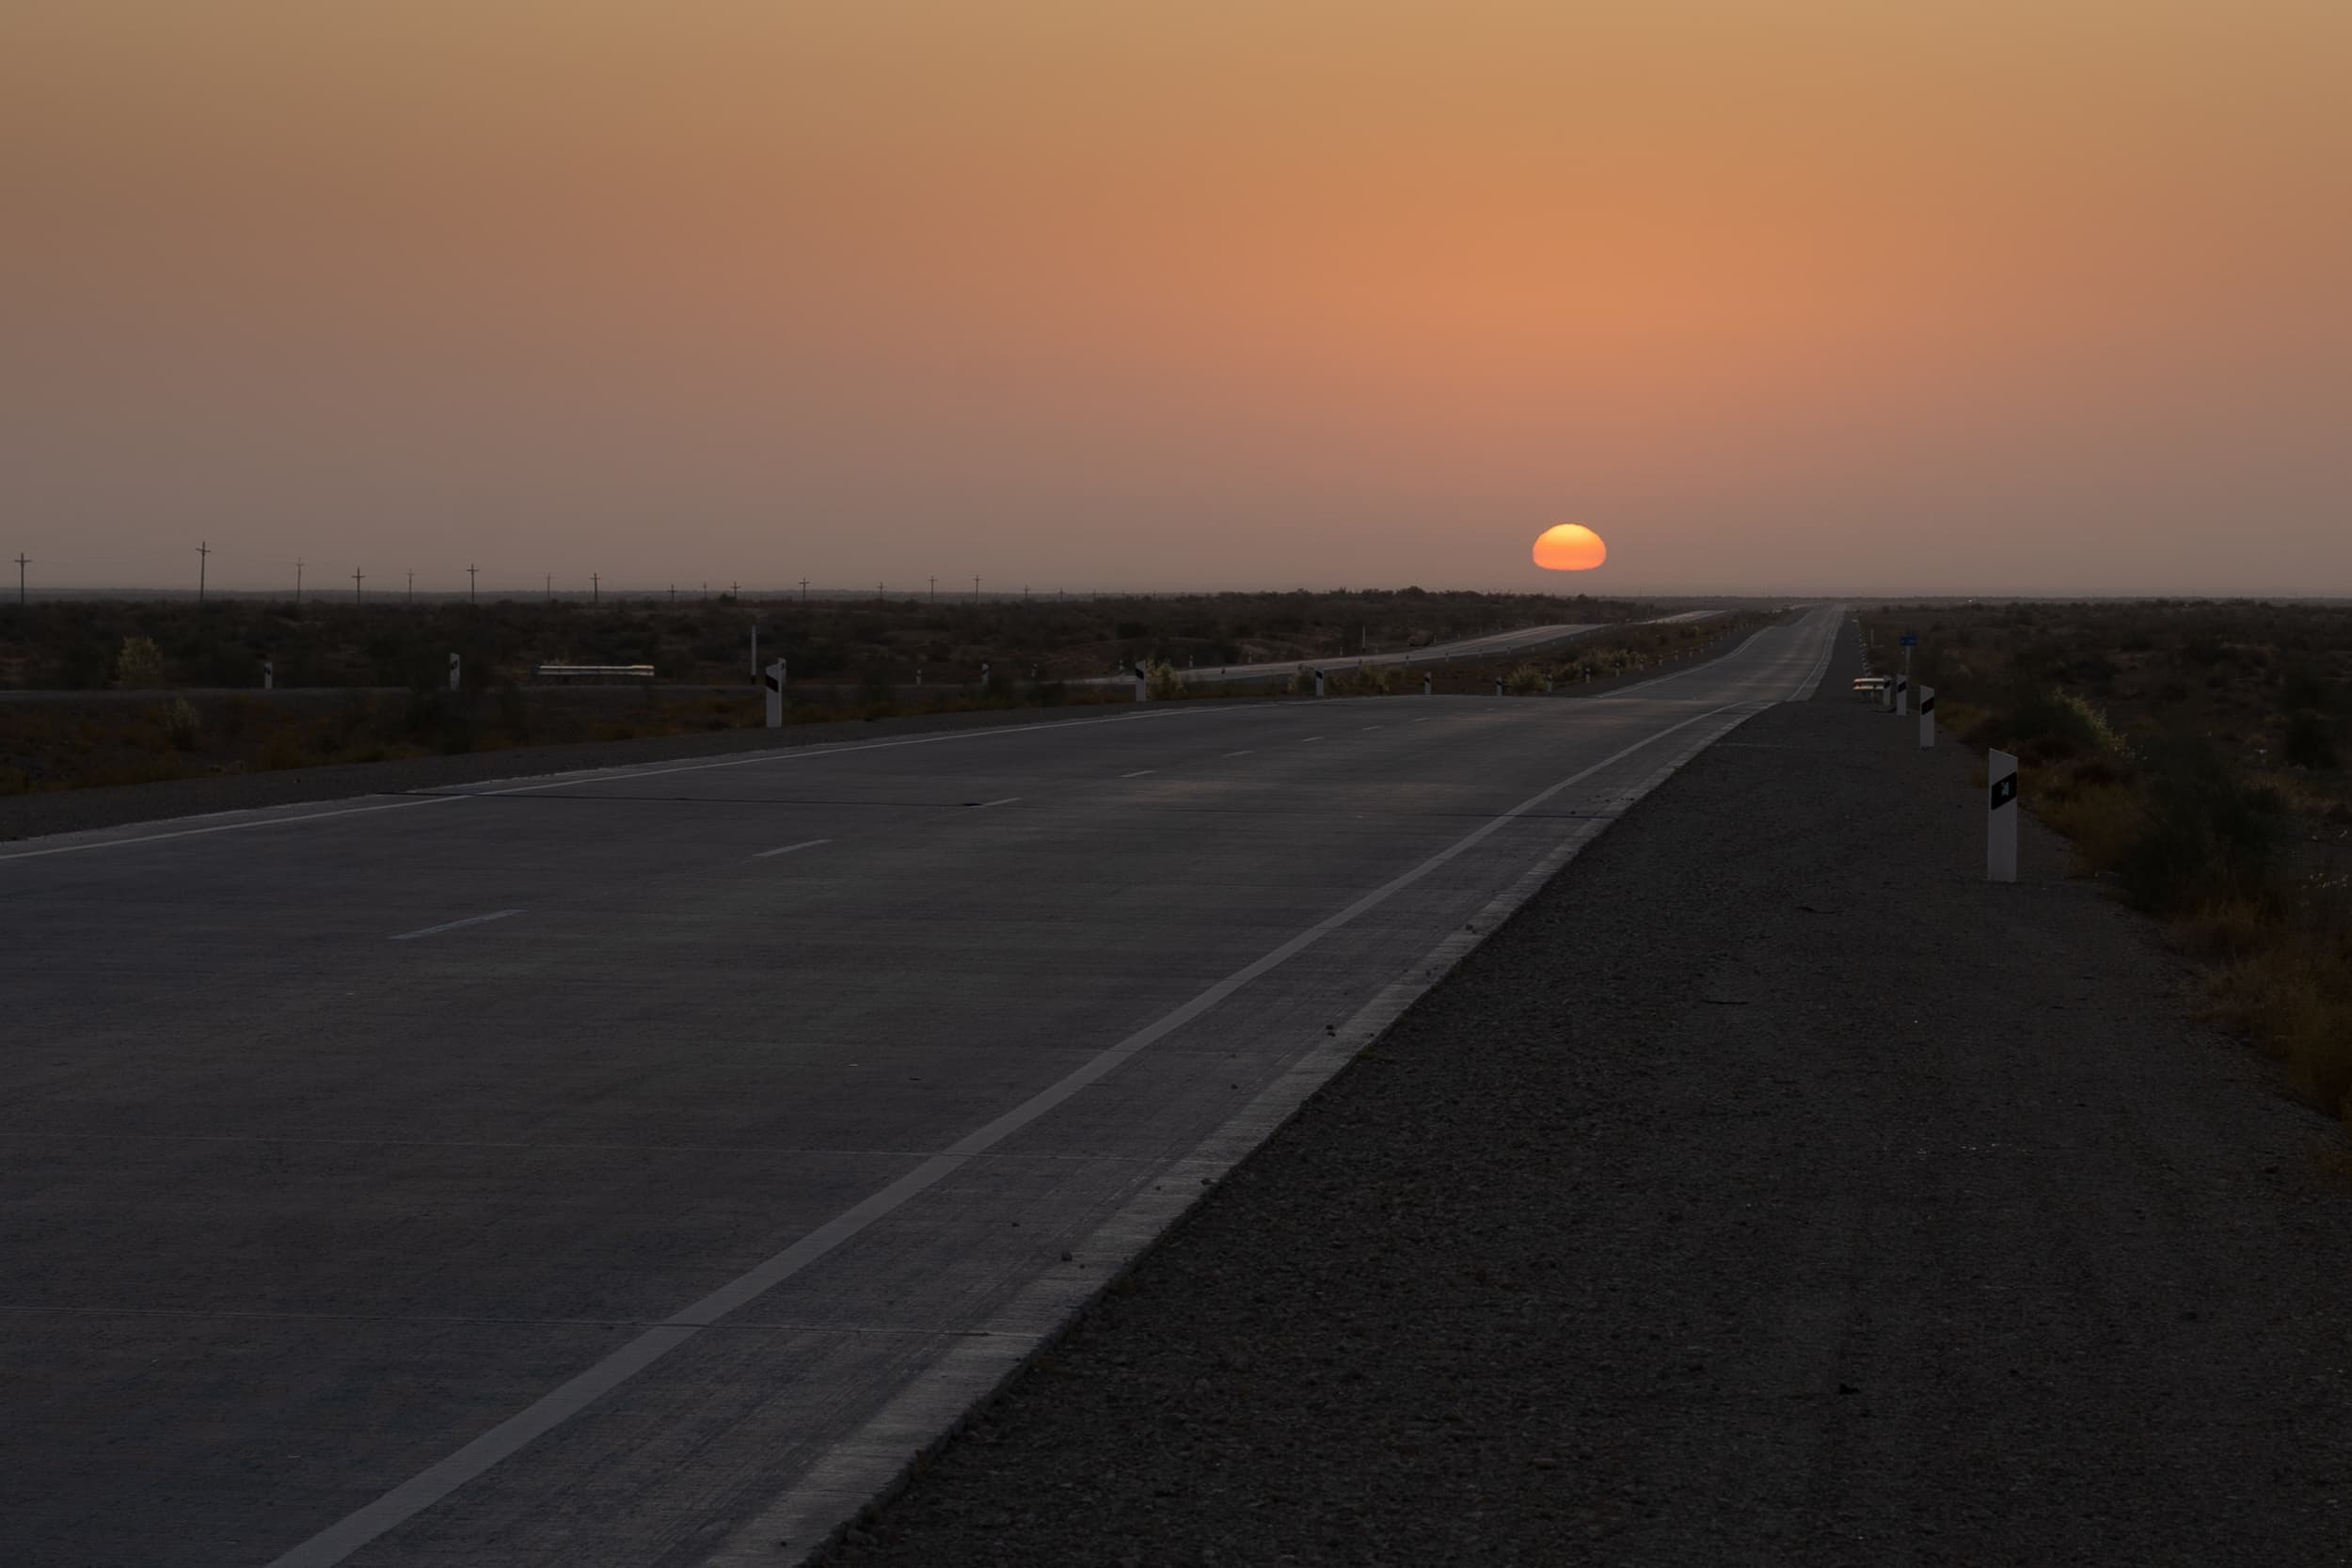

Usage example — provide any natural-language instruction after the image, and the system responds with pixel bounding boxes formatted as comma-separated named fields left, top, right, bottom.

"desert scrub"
left=160, top=698, right=202, bottom=751
left=115, top=636, right=165, bottom=689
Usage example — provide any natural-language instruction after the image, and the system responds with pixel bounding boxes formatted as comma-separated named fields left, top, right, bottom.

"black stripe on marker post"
left=1920, top=692, right=1936, bottom=713
left=1990, top=775, right=2018, bottom=811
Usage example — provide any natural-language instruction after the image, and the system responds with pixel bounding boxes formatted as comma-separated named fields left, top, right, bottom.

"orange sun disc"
left=1533, top=523, right=1607, bottom=571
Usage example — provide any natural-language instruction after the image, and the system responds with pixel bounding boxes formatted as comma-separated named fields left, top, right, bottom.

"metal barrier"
left=534, top=664, right=657, bottom=681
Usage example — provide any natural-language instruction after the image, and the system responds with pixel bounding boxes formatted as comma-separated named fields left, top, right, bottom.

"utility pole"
left=545, top=573, right=552, bottom=601
left=930, top=576, right=936, bottom=603
left=406, top=569, right=414, bottom=603
left=591, top=572, right=599, bottom=604
left=198, top=541, right=210, bottom=604
left=352, top=567, right=363, bottom=605
left=973, top=575, right=980, bottom=605
left=295, top=558, right=303, bottom=604
left=799, top=578, right=809, bottom=602
left=13, top=553, right=26, bottom=606
left=467, top=564, right=478, bottom=604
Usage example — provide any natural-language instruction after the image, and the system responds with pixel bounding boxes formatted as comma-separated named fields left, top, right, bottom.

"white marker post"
left=750, top=626, right=758, bottom=681
left=1494, top=675, right=1503, bottom=696
left=262, top=658, right=273, bottom=691
left=1896, top=673, right=1909, bottom=717
left=1422, top=671, right=1433, bottom=696
left=1987, top=748, right=2018, bottom=883
left=1918, top=686, right=1936, bottom=749
left=981, top=661, right=991, bottom=691
left=448, top=652, right=460, bottom=692
left=1134, top=661, right=1147, bottom=702
left=764, top=659, right=785, bottom=727
left=1313, top=670, right=1325, bottom=697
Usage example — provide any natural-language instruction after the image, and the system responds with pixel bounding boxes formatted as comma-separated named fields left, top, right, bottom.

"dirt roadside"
left=810, top=635, right=2352, bottom=1567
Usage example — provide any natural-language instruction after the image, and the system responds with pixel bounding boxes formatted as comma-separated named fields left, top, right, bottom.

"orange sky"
left=3, top=2, right=2347, bottom=594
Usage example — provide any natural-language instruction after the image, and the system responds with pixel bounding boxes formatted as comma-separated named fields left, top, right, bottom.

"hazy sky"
left=4, top=2, right=2347, bottom=595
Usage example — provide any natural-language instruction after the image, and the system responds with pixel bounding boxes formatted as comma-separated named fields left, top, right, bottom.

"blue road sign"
left=1899, top=633, right=1918, bottom=646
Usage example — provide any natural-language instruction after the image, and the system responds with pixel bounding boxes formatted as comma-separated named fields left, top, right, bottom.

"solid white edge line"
left=1118, top=769, right=1155, bottom=778
left=751, top=839, right=834, bottom=861
left=975, top=797, right=1021, bottom=809
left=388, top=909, right=525, bottom=942
left=257, top=694, right=1756, bottom=1568
left=0, top=704, right=1279, bottom=864
left=709, top=622, right=1844, bottom=1563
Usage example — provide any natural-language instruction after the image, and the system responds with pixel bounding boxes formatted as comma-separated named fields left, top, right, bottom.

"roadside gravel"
left=815, top=642, right=2352, bottom=1566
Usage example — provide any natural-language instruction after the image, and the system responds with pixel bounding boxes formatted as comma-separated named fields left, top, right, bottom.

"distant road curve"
left=1082, top=609, right=1730, bottom=687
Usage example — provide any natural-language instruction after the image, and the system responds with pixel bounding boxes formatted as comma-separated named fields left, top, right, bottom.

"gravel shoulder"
left=815, top=641, right=2352, bottom=1567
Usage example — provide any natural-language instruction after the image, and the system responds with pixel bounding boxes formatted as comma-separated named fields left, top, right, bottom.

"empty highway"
left=1, top=609, right=1836, bottom=1567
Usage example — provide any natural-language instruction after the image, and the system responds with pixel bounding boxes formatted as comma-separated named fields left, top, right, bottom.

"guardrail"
left=534, top=664, right=657, bottom=681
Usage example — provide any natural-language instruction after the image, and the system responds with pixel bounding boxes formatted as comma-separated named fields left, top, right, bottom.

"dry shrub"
left=2033, top=776, right=2142, bottom=878
left=1503, top=663, right=1546, bottom=694
left=1145, top=659, right=1184, bottom=699
left=2173, top=898, right=2273, bottom=963
left=2210, top=932, right=2352, bottom=1117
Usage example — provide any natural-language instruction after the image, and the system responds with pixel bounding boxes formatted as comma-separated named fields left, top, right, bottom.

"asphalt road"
left=1073, top=616, right=1724, bottom=688
left=1, top=610, right=1836, bottom=1568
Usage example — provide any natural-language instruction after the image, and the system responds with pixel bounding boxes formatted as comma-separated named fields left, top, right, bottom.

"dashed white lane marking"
left=389, top=909, right=524, bottom=942
left=1361, top=725, right=1383, bottom=731
left=975, top=797, right=1021, bottom=809
left=1297, top=736, right=1326, bottom=744
left=1119, top=769, right=1155, bottom=779
left=1224, top=750, right=1252, bottom=757
left=751, top=839, right=833, bottom=861
left=261, top=695, right=1752, bottom=1568
left=0, top=705, right=1271, bottom=864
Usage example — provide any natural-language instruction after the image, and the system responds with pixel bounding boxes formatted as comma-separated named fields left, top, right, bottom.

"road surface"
left=0, top=610, right=1836, bottom=1567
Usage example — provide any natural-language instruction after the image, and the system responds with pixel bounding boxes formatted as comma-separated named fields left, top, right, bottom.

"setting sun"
left=1533, top=524, right=1607, bottom=572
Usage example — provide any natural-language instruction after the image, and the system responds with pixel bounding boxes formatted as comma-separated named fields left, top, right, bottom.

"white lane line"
left=1360, top=724, right=1383, bottom=731
left=1411, top=718, right=1430, bottom=722
left=0, top=705, right=1271, bottom=864
left=257, top=697, right=1745, bottom=1568
left=975, top=797, right=1020, bottom=809
left=1119, top=769, right=1155, bottom=779
left=751, top=839, right=832, bottom=861
left=1297, top=736, right=1326, bottom=744
left=1224, top=750, right=1252, bottom=757
left=389, top=909, right=524, bottom=942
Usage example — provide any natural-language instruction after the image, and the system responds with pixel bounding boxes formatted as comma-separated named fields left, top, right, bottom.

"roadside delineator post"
left=764, top=659, right=785, bottom=727
left=981, top=660, right=991, bottom=691
left=1313, top=669, right=1325, bottom=698
left=1134, top=661, right=1147, bottom=702
left=262, top=658, right=273, bottom=691
left=448, top=653, right=460, bottom=692
left=1422, top=671, right=1432, bottom=696
left=1896, top=673, right=1909, bottom=717
left=1987, top=748, right=2018, bottom=883
left=1494, top=675, right=1503, bottom=696
left=1919, top=686, right=1936, bottom=749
